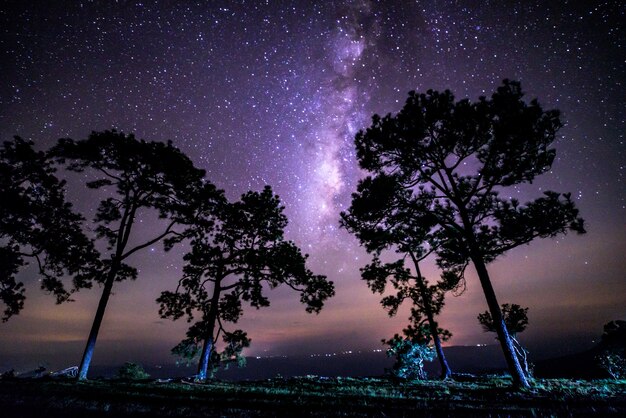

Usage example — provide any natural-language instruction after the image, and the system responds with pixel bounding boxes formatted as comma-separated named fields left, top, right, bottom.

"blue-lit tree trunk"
left=468, top=244, right=529, bottom=387
left=78, top=199, right=134, bottom=381
left=340, top=173, right=455, bottom=381
left=411, top=257, right=452, bottom=379
left=350, top=81, right=586, bottom=388
left=52, top=131, right=207, bottom=382
left=196, top=277, right=222, bottom=381
left=158, top=186, right=334, bottom=381
left=77, top=262, right=119, bottom=380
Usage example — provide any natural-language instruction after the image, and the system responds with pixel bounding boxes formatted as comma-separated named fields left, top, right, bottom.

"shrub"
left=116, top=362, right=150, bottom=380
left=597, top=351, right=626, bottom=379
left=384, top=334, right=435, bottom=380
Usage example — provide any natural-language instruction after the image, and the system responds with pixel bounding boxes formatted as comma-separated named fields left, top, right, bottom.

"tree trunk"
left=410, top=256, right=452, bottom=379
left=422, top=297, right=452, bottom=379
left=455, top=206, right=530, bottom=388
left=196, top=333, right=215, bottom=381
left=77, top=262, right=119, bottom=380
left=196, top=281, right=221, bottom=381
left=511, top=336, right=531, bottom=378
left=431, top=324, right=452, bottom=379
left=470, top=252, right=530, bottom=388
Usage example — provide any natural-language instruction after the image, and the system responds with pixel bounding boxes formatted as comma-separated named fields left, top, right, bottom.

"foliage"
left=171, top=326, right=250, bottom=378
left=0, top=137, right=99, bottom=321
left=351, top=79, right=585, bottom=387
left=51, top=130, right=207, bottom=379
left=158, top=185, right=334, bottom=380
left=357, top=255, right=455, bottom=352
left=597, top=320, right=626, bottom=379
left=600, top=320, right=626, bottom=348
left=52, top=130, right=207, bottom=265
left=597, top=352, right=626, bottom=380
left=341, top=168, right=457, bottom=378
left=478, top=303, right=532, bottom=378
left=383, top=333, right=435, bottom=381
left=478, top=303, right=529, bottom=337
left=116, top=362, right=150, bottom=380
left=354, top=78, right=584, bottom=285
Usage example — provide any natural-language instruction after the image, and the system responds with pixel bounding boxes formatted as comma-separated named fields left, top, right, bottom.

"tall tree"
left=352, top=80, right=585, bottom=387
left=0, top=137, right=98, bottom=321
left=341, top=173, right=457, bottom=379
left=51, top=130, right=207, bottom=380
left=158, top=185, right=335, bottom=381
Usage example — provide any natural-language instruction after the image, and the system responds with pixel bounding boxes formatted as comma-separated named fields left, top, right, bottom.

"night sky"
left=1, top=1, right=624, bottom=371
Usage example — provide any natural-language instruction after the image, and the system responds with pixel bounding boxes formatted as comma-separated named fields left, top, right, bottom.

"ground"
left=0, top=376, right=625, bottom=417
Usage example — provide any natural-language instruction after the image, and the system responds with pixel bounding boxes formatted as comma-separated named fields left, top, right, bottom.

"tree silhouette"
left=158, top=185, right=335, bottom=381
left=478, top=303, right=531, bottom=376
left=478, top=303, right=529, bottom=336
left=341, top=173, right=457, bottom=379
left=352, top=80, right=585, bottom=387
left=51, top=130, right=207, bottom=380
left=0, top=137, right=98, bottom=321
left=601, top=320, right=626, bottom=348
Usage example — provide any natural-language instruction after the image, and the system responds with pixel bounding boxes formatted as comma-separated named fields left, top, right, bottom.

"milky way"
left=0, top=1, right=624, bottom=368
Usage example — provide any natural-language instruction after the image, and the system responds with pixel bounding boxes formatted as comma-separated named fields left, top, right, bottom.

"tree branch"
left=96, top=167, right=122, bottom=182
left=121, top=219, right=177, bottom=260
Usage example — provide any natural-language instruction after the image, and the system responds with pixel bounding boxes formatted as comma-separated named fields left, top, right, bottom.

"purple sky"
left=1, top=1, right=624, bottom=371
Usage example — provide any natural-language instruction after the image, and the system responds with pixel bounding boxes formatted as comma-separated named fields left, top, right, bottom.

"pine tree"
left=352, top=80, right=585, bottom=387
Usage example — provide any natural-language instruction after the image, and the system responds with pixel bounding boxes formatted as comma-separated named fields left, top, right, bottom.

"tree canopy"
left=478, top=303, right=529, bottom=337
left=158, top=185, right=335, bottom=380
left=351, top=80, right=585, bottom=387
left=341, top=172, right=457, bottom=378
left=51, top=130, right=207, bottom=380
left=0, top=137, right=98, bottom=321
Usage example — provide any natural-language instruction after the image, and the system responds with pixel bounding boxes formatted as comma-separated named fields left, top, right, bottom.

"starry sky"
left=1, top=1, right=624, bottom=370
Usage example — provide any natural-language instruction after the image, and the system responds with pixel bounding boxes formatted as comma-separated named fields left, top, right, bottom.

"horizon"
left=0, top=1, right=624, bottom=377
left=0, top=343, right=569, bottom=378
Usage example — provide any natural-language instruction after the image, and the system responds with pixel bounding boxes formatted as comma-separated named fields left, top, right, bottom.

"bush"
left=596, top=320, right=626, bottom=380
left=116, top=362, right=150, bottom=380
left=384, top=335, right=435, bottom=381
left=597, top=351, right=626, bottom=379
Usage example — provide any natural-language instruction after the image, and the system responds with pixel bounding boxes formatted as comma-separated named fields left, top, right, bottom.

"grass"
left=0, top=375, right=625, bottom=417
